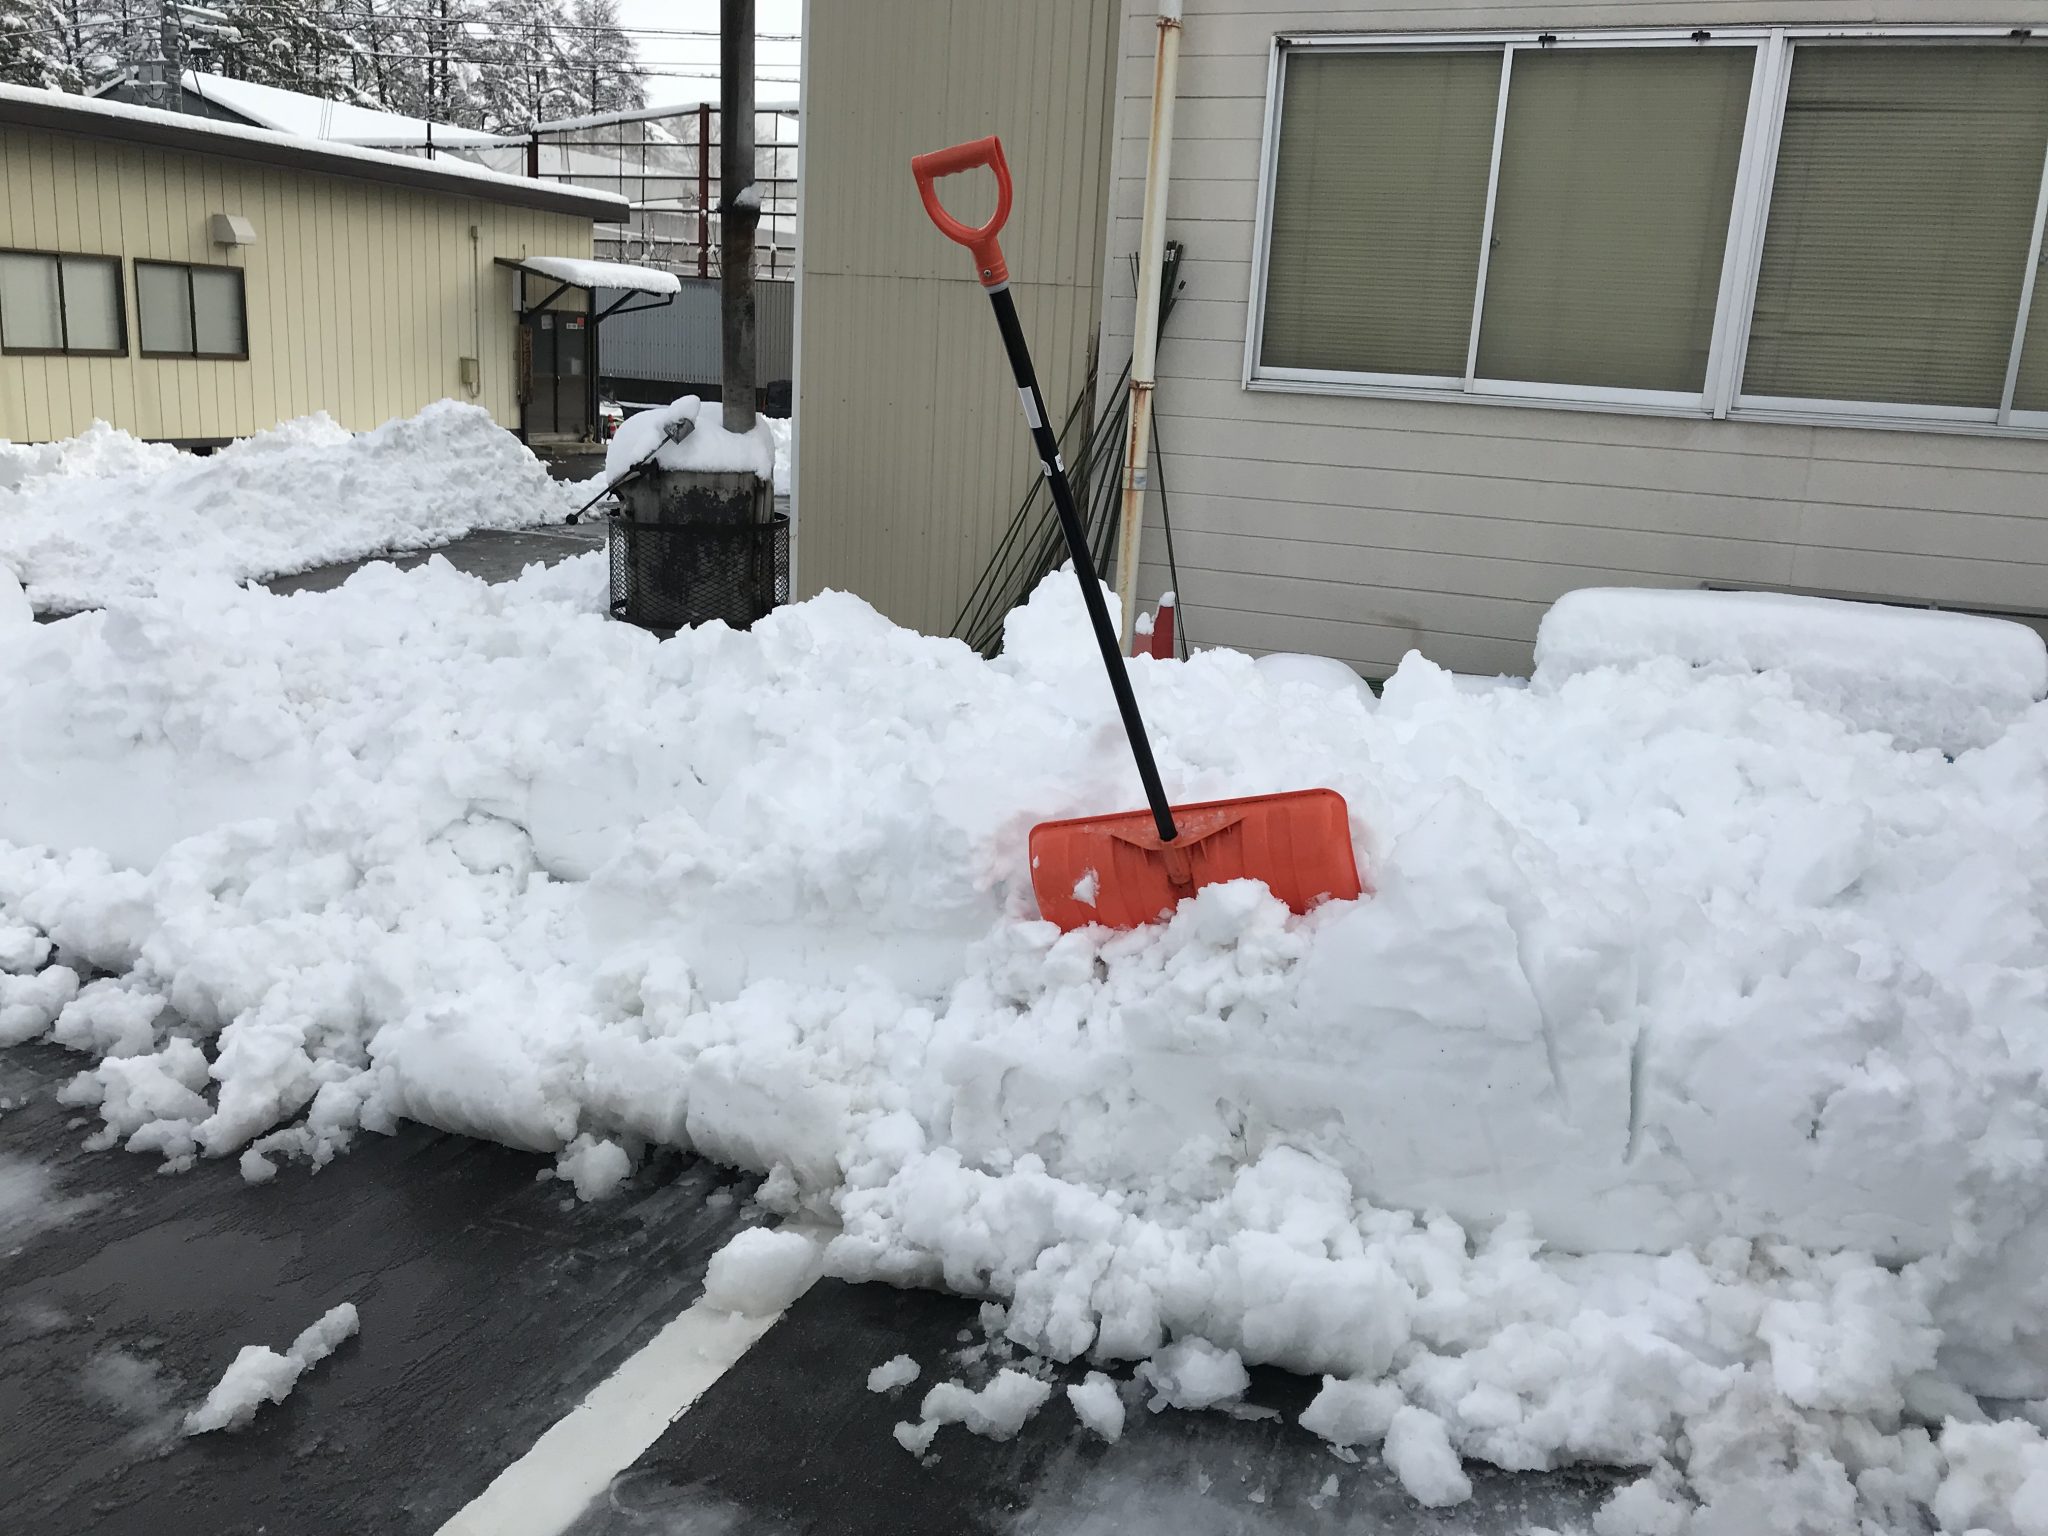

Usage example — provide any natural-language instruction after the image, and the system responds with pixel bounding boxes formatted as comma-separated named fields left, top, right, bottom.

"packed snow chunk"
left=1067, top=1372, right=1126, bottom=1443
left=1533, top=586, right=2047, bottom=752
left=0, top=563, right=29, bottom=632
left=897, top=1368, right=1055, bottom=1456
left=867, top=1354, right=921, bottom=1394
left=1594, top=1477, right=1692, bottom=1536
left=0, top=965, right=79, bottom=1046
left=0, top=403, right=575, bottom=613
left=604, top=395, right=776, bottom=484
left=1300, top=1376, right=1404, bottom=1449
left=1252, top=651, right=1377, bottom=706
left=1136, top=1338, right=1250, bottom=1413
left=554, top=1133, right=633, bottom=1201
left=1935, top=1419, right=2048, bottom=1536
left=701, top=1226, right=825, bottom=1316
left=182, top=1301, right=359, bottom=1434
left=1382, top=1406, right=1472, bottom=1509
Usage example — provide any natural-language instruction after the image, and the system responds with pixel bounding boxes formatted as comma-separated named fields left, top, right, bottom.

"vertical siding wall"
left=1103, top=0, right=2048, bottom=678
left=0, top=124, right=593, bottom=443
left=797, top=0, right=1122, bottom=635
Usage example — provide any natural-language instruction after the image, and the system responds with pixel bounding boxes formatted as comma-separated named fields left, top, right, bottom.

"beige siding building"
left=0, top=85, right=620, bottom=446
left=794, top=0, right=1123, bottom=635
left=1103, top=1, right=2048, bottom=676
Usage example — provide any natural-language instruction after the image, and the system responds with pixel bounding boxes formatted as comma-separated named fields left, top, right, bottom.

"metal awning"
left=496, top=256, right=680, bottom=319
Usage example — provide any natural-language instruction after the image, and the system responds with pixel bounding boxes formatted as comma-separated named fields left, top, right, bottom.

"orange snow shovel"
left=912, top=135, right=1364, bottom=932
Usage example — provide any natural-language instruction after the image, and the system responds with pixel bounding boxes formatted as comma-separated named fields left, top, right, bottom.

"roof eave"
left=0, top=93, right=627, bottom=222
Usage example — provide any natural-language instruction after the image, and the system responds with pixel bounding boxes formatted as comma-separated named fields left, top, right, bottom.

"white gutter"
left=1114, top=0, right=1184, bottom=647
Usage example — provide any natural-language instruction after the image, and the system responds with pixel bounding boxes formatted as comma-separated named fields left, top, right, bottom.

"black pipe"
left=985, top=285, right=1178, bottom=845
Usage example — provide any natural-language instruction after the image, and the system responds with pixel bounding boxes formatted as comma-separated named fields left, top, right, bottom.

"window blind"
left=1743, top=44, right=2048, bottom=408
left=1475, top=46, right=1754, bottom=392
left=1261, top=49, right=1501, bottom=377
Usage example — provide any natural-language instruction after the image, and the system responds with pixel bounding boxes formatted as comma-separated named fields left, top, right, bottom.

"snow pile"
left=1535, top=586, right=2047, bottom=753
left=603, top=395, right=776, bottom=485
left=3, top=559, right=2048, bottom=1527
left=182, top=1302, right=359, bottom=1434
left=0, top=402, right=575, bottom=613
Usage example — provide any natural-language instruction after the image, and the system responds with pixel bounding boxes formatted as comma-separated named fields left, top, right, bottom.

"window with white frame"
left=1250, top=29, right=2048, bottom=434
left=0, top=250, right=125, bottom=356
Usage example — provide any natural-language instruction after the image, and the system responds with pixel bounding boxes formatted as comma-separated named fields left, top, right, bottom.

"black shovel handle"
left=986, top=287, right=1178, bottom=845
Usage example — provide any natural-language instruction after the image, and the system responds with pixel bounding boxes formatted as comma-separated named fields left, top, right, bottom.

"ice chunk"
left=701, top=1227, right=824, bottom=1316
left=1066, top=1372, right=1125, bottom=1443
left=183, top=1301, right=359, bottom=1435
left=867, top=1354, right=920, bottom=1393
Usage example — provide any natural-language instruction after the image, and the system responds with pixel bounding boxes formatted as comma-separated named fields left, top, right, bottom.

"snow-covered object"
left=182, top=1302, right=359, bottom=1434
left=867, top=1354, right=920, bottom=1393
left=1135, top=1338, right=1249, bottom=1413
left=4, top=561, right=2048, bottom=1523
left=0, top=403, right=575, bottom=614
left=1066, top=1373, right=1125, bottom=1442
left=765, top=415, right=791, bottom=496
left=1534, top=586, right=2048, bottom=753
left=894, top=1368, right=1054, bottom=1456
left=701, top=1227, right=825, bottom=1316
left=1252, top=650, right=1376, bottom=705
left=603, top=396, right=776, bottom=485
left=517, top=256, right=680, bottom=295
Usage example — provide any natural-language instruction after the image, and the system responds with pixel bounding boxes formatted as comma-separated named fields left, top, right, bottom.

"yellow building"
left=0, top=84, right=635, bottom=447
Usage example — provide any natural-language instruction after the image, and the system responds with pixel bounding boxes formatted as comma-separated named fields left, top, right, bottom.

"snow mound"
left=0, top=402, right=575, bottom=614
left=3, top=561, right=2048, bottom=1525
left=604, top=395, right=776, bottom=485
left=182, top=1301, right=358, bottom=1434
left=1534, top=586, right=2048, bottom=753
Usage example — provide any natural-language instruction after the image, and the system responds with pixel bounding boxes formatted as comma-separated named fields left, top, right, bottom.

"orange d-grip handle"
left=912, top=135, right=1013, bottom=287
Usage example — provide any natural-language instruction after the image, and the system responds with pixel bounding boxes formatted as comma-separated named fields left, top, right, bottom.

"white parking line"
left=435, top=1233, right=827, bottom=1536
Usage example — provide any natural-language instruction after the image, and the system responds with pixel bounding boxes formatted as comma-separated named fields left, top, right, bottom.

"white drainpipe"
left=1115, top=0, right=1183, bottom=648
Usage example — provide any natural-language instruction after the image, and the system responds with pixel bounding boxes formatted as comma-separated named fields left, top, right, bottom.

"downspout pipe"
left=1115, top=0, right=1183, bottom=647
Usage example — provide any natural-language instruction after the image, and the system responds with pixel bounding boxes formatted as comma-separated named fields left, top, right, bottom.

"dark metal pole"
left=696, top=102, right=711, bottom=279
left=986, top=286, right=1178, bottom=844
left=720, top=0, right=759, bottom=435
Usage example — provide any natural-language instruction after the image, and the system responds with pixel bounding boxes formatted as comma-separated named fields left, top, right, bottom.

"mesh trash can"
left=608, top=511, right=790, bottom=632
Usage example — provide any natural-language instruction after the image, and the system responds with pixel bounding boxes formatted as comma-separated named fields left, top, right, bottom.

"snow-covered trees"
left=11, top=0, right=646, bottom=131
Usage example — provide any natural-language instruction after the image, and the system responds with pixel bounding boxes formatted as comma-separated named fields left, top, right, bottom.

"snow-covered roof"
left=180, top=71, right=512, bottom=149
left=503, top=256, right=681, bottom=297
left=532, top=93, right=800, bottom=135
left=0, top=84, right=626, bottom=221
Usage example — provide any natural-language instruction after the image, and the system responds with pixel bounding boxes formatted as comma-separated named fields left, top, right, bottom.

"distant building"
left=0, top=84, right=676, bottom=448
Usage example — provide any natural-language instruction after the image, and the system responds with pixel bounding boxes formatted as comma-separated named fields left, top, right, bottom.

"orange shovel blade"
left=1029, top=788, right=1365, bottom=932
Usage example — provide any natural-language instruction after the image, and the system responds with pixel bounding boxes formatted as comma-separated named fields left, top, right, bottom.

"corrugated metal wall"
left=0, top=123, right=592, bottom=443
left=597, top=277, right=794, bottom=391
left=795, top=0, right=1123, bottom=636
left=1102, top=0, right=2048, bottom=678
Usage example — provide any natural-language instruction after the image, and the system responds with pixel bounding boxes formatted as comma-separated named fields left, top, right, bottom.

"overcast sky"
left=612, top=0, right=804, bottom=108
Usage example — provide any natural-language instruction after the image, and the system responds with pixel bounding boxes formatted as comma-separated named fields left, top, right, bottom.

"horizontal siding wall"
left=1103, top=0, right=2048, bottom=678
left=0, top=124, right=592, bottom=443
left=796, top=0, right=1122, bottom=636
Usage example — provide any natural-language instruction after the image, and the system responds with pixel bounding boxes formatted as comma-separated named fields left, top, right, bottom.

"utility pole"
left=720, top=0, right=758, bottom=435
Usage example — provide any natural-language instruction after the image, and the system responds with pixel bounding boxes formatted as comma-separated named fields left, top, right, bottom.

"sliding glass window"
left=1251, top=29, right=2048, bottom=438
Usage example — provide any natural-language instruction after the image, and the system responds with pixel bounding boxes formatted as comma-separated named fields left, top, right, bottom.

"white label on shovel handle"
left=1017, top=387, right=1042, bottom=429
